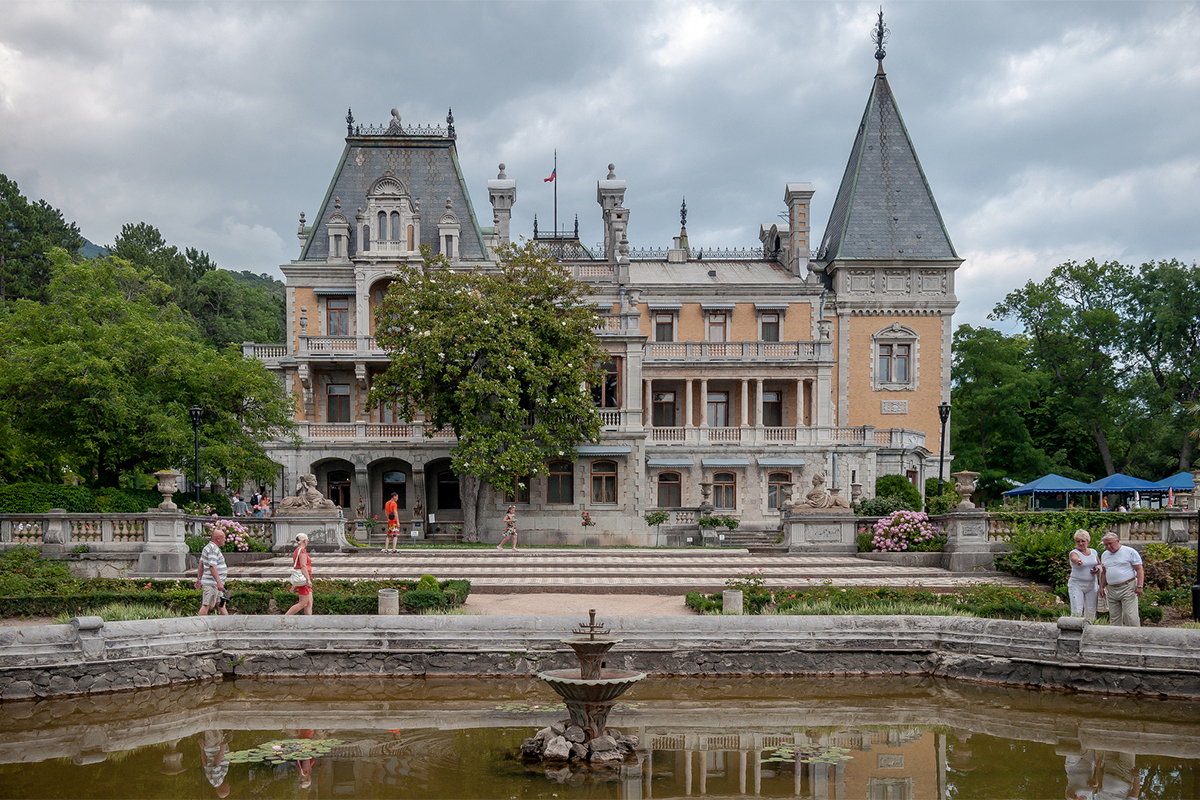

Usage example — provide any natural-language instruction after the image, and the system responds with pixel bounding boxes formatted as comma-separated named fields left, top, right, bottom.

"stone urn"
left=153, top=470, right=183, bottom=511
left=951, top=471, right=981, bottom=510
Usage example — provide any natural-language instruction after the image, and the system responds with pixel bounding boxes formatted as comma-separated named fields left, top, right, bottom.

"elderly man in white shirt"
left=1097, top=532, right=1144, bottom=627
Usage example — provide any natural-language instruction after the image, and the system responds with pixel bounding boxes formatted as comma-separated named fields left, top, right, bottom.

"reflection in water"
left=0, top=676, right=1196, bottom=799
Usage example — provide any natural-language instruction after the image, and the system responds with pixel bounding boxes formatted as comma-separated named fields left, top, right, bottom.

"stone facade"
left=246, top=56, right=961, bottom=546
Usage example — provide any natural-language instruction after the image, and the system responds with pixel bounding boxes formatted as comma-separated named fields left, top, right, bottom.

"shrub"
left=994, top=516, right=1082, bottom=588
left=698, top=515, right=739, bottom=529
left=416, top=574, right=439, bottom=591
left=685, top=591, right=722, bottom=614
left=874, top=474, right=922, bottom=511
left=923, top=477, right=961, bottom=515
left=644, top=510, right=669, bottom=527
left=402, top=588, right=449, bottom=612
left=867, top=511, right=942, bottom=553
left=853, top=495, right=909, bottom=518
left=0, top=483, right=97, bottom=513
left=724, top=570, right=772, bottom=613
left=1141, top=543, right=1196, bottom=591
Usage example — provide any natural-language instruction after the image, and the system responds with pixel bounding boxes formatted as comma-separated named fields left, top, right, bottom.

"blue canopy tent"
left=1087, top=473, right=1166, bottom=509
left=1003, top=473, right=1094, bottom=510
left=1156, top=472, right=1196, bottom=491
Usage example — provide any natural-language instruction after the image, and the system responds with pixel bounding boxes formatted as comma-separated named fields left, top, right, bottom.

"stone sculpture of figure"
left=797, top=473, right=851, bottom=512
left=275, top=473, right=337, bottom=514
left=355, top=496, right=367, bottom=521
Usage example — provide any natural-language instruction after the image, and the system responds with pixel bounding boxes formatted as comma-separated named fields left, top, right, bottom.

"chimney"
left=784, top=183, right=814, bottom=276
left=488, top=164, right=517, bottom=245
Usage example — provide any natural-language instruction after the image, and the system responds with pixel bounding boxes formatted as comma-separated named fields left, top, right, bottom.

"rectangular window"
left=381, top=401, right=400, bottom=424
left=762, top=391, right=783, bottom=427
left=327, top=298, right=349, bottom=336
left=761, top=313, right=779, bottom=342
left=327, top=384, right=350, bottom=423
left=591, top=461, right=617, bottom=504
left=708, top=312, right=727, bottom=343
left=713, top=472, right=736, bottom=510
left=707, top=391, right=728, bottom=428
left=657, top=472, right=681, bottom=508
left=504, top=476, right=531, bottom=504
left=591, top=359, right=620, bottom=408
left=767, top=471, right=791, bottom=511
left=652, top=391, right=676, bottom=427
left=655, top=313, right=674, bottom=342
left=879, top=343, right=912, bottom=384
left=547, top=461, right=573, bottom=504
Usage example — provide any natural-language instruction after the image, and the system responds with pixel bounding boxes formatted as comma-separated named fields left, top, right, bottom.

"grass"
left=773, top=600, right=977, bottom=617
left=53, top=602, right=184, bottom=625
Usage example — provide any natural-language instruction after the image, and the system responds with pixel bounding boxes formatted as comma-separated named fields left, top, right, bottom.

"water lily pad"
left=225, top=738, right=345, bottom=764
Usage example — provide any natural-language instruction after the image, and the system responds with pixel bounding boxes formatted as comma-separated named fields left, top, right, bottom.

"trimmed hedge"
left=0, top=483, right=229, bottom=515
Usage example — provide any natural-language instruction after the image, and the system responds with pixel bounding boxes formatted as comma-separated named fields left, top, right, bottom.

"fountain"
left=521, top=609, right=646, bottom=765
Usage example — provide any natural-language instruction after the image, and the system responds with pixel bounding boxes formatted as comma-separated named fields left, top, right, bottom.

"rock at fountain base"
left=522, top=726, right=640, bottom=769
left=543, top=735, right=572, bottom=761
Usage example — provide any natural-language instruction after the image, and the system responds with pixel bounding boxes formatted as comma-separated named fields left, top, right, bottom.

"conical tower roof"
left=817, top=61, right=958, bottom=263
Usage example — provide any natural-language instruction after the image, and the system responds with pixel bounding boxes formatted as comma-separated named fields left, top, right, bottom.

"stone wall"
left=1, top=615, right=1197, bottom=702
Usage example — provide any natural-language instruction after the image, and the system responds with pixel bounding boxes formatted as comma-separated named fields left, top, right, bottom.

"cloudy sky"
left=2, top=1, right=1196, bottom=328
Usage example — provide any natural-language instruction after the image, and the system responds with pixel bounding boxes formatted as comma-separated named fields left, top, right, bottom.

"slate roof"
left=300, top=133, right=489, bottom=263
left=817, top=65, right=958, bottom=263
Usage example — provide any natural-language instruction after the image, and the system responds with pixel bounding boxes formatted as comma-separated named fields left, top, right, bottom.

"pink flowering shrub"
left=869, top=510, right=941, bottom=553
left=205, top=519, right=266, bottom=553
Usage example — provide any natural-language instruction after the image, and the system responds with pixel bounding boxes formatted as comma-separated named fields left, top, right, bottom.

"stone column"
left=755, top=379, right=764, bottom=429
left=796, top=379, right=805, bottom=428
left=699, top=379, right=709, bottom=429
left=739, top=378, right=749, bottom=427
left=685, top=378, right=694, bottom=432
left=644, top=379, right=652, bottom=430
left=941, top=509, right=993, bottom=571
left=137, top=510, right=189, bottom=574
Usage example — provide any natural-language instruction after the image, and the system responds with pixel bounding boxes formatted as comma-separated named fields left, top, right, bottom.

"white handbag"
left=288, top=550, right=308, bottom=586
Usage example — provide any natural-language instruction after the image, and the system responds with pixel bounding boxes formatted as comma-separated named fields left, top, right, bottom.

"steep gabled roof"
left=818, top=64, right=958, bottom=263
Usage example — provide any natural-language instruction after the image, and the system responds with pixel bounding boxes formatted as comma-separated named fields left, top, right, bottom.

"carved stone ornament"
left=794, top=473, right=852, bottom=514
left=275, top=473, right=338, bottom=515
left=952, top=471, right=981, bottom=510
left=154, top=470, right=182, bottom=511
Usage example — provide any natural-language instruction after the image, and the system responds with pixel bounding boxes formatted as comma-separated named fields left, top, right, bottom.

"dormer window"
left=437, top=197, right=461, bottom=260
left=366, top=173, right=420, bottom=256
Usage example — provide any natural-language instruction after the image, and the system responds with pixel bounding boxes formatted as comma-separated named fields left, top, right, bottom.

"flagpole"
left=553, top=149, right=558, bottom=240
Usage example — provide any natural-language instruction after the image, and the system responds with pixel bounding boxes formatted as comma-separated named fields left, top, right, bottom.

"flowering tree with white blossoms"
left=369, top=242, right=606, bottom=541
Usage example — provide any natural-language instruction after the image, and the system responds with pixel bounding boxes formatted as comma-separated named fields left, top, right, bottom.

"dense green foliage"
left=0, top=483, right=230, bottom=514
left=370, top=242, right=606, bottom=540
left=923, top=477, right=961, bottom=515
left=0, top=175, right=84, bottom=303
left=1140, top=543, right=1197, bottom=590
left=962, top=258, right=1200, bottom=495
left=852, top=494, right=910, bottom=518
left=0, top=251, right=295, bottom=486
left=109, top=223, right=284, bottom=349
left=0, top=549, right=469, bottom=616
left=873, top=474, right=922, bottom=511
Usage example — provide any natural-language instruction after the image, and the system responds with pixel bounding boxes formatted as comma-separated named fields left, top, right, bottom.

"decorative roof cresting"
left=343, top=107, right=454, bottom=138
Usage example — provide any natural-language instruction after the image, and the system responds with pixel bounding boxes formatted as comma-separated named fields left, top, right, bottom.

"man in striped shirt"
left=195, top=527, right=228, bottom=616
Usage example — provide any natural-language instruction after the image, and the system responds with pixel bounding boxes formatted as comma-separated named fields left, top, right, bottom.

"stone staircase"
left=216, top=547, right=1027, bottom=594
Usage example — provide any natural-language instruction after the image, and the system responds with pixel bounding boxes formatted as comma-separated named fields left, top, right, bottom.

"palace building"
left=245, top=44, right=961, bottom=545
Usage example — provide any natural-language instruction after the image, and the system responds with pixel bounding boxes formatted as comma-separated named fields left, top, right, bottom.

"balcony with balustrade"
left=644, top=340, right=832, bottom=363
left=647, top=425, right=927, bottom=448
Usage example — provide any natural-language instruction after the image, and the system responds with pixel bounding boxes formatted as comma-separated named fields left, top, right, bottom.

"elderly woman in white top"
left=1066, top=529, right=1100, bottom=620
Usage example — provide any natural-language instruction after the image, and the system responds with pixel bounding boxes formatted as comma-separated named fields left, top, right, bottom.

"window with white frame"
left=654, top=313, right=675, bottom=342
left=873, top=323, right=919, bottom=391
left=762, top=391, right=783, bottom=427
left=707, top=311, right=727, bottom=342
left=652, top=391, right=676, bottom=427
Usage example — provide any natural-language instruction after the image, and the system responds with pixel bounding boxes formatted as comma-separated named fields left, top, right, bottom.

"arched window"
left=713, top=472, right=736, bottom=510
left=767, top=472, right=791, bottom=511
left=547, top=460, right=573, bottom=504
left=657, top=472, right=681, bottom=508
left=407, top=224, right=415, bottom=250
left=361, top=225, right=370, bottom=251
left=390, top=211, right=401, bottom=241
left=378, top=211, right=387, bottom=240
left=591, top=461, right=617, bottom=504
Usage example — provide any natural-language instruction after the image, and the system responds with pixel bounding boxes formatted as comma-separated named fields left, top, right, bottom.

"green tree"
left=0, top=250, right=296, bottom=487
left=0, top=175, right=84, bottom=302
left=991, top=259, right=1132, bottom=476
left=110, top=223, right=284, bottom=349
left=369, top=242, right=606, bottom=541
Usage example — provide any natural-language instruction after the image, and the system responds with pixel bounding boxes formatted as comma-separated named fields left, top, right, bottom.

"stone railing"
left=0, top=510, right=352, bottom=575
left=648, top=426, right=924, bottom=448
left=644, top=341, right=832, bottom=362
left=985, top=512, right=1196, bottom=544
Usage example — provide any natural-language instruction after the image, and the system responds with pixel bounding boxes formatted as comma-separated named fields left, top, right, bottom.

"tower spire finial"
left=680, top=197, right=687, bottom=229
left=873, top=7, right=889, bottom=64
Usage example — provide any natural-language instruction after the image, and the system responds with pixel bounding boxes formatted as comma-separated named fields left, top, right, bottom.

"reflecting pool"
left=0, top=675, right=1197, bottom=799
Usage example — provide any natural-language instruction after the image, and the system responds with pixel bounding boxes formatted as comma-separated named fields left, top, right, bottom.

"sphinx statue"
left=795, top=472, right=852, bottom=514
left=275, top=473, right=338, bottom=515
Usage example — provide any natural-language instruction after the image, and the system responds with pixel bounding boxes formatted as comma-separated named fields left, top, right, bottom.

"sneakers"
left=496, top=544, right=503, bottom=551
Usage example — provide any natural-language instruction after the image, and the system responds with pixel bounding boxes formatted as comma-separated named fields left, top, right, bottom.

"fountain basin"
left=537, top=669, right=646, bottom=703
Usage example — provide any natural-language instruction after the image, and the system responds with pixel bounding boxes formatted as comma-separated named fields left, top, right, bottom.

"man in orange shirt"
left=384, top=492, right=400, bottom=552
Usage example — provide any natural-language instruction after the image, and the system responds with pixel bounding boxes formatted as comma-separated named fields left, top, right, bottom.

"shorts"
left=201, top=584, right=223, bottom=608
left=387, top=520, right=400, bottom=533
left=296, top=585, right=312, bottom=596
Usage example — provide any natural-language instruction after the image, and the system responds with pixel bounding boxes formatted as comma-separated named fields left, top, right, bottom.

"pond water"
left=0, top=675, right=1197, bottom=799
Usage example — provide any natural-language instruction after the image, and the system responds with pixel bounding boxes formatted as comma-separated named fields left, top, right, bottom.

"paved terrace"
left=216, top=548, right=1031, bottom=593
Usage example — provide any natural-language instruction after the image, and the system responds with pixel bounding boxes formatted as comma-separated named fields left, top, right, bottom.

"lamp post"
left=937, top=401, right=951, bottom=497
left=1192, top=470, right=1200, bottom=622
left=189, top=406, right=202, bottom=507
